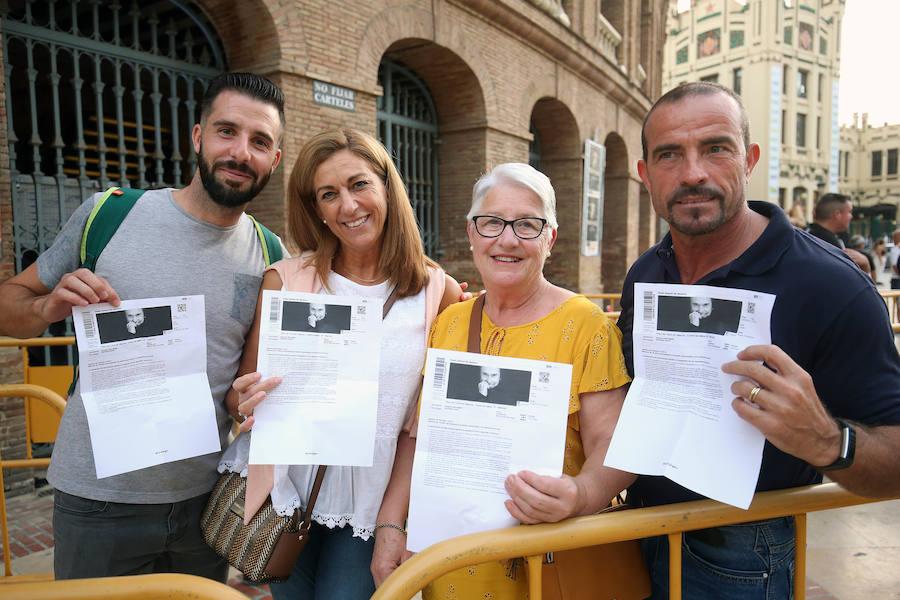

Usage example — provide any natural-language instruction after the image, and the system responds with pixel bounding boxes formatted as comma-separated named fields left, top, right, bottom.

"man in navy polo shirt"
left=617, top=82, right=900, bottom=599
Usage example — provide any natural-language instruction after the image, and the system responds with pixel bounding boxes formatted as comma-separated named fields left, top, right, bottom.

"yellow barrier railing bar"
left=0, top=385, right=66, bottom=581
left=371, top=483, right=898, bottom=600
left=0, top=338, right=76, bottom=347
left=0, top=572, right=249, bottom=598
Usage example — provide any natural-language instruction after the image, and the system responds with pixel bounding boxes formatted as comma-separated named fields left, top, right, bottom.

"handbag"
left=200, top=466, right=326, bottom=583
left=467, top=295, right=651, bottom=600
left=540, top=503, right=651, bottom=600
left=200, top=284, right=404, bottom=583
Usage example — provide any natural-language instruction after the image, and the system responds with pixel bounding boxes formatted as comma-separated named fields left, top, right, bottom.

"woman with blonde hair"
left=222, top=129, right=462, bottom=599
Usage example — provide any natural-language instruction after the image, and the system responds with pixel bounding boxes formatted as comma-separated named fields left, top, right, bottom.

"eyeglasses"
left=472, top=215, right=547, bottom=239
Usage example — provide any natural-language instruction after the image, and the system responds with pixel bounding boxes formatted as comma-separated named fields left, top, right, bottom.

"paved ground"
left=7, top=489, right=898, bottom=598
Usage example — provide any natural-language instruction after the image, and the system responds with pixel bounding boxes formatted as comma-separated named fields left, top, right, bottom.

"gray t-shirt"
left=39, top=188, right=282, bottom=503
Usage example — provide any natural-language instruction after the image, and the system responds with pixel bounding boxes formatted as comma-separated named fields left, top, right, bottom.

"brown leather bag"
left=200, top=466, right=326, bottom=583
left=468, top=296, right=651, bottom=600
left=540, top=505, right=651, bottom=600
left=201, top=285, right=404, bottom=583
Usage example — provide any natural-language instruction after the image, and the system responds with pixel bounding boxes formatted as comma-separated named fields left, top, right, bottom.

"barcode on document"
left=82, top=313, right=96, bottom=339
left=642, top=291, right=654, bottom=321
left=177, top=302, right=187, bottom=313
left=268, top=297, right=280, bottom=322
left=433, top=358, right=446, bottom=390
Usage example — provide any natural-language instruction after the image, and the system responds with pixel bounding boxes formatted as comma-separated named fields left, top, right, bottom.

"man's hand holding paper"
left=604, top=283, right=776, bottom=509
left=72, top=295, right=218, bottom=478
left=724, top=344, right=842, bottom=468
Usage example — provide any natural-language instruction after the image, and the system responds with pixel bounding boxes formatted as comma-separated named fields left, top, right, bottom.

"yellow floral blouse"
left=421, top=294, right=631, bottom=600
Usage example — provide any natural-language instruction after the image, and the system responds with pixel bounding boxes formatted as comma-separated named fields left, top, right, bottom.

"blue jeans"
left=53, top=490, right=227, bottom=581
left=270, top=523, right=375, bottom=600
left=641, top=517, right=795, bottom=600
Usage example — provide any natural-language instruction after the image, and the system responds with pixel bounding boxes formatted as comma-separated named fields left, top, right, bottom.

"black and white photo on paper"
left=445, top=362, right=532, bottom=406
left=655, top=295, right=742, bottom=336
left=96, top=306, right=172, bottom=343
left=281, top=300, right=352, bottom=334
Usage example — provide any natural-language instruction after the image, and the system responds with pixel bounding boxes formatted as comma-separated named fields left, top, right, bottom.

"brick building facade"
left=0, top=0, right=666, bottom=495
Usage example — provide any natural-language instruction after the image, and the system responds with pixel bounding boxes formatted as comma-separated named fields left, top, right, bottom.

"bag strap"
left=80, top=187, right=146, bottom=271
left=295, top=465, right=328, bottom=533
left=467, top=293, right=485, bottom=354
left=247, top=215, right=283, bottom=266
left=70, top=187, right=146, bottom=395
left=382, top=285, right=401, bottom=319
left=296, top=284, right=403, bottom=527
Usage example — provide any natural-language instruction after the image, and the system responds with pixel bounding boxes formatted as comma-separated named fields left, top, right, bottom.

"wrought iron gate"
left=376, top=60, right=440, bottom=258
left=2, top=0, right=225, bottom=363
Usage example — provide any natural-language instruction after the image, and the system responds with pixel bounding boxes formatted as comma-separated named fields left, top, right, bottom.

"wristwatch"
left=818, top=419, right=856, bottom=471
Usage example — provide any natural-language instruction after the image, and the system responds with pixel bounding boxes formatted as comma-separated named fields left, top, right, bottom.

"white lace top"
left=220, top=272, right=426, bottom=540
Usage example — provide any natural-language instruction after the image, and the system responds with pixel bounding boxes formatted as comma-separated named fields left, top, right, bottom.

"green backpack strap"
left=80, top=187, right=147, bottom=270
left=70, top=186, right=146, bottom=395
left=247, top=214, right=284, bottom=266
left=68, top=196, right=281, bottom=395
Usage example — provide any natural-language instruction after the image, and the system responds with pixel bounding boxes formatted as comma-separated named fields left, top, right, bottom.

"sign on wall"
left=829, top=80, right=840, bottom=192
left=582, top=140, right=605, bottom=257
left=313, top=80, right=356, bottom=112
left=767, top=64, right=783, bottom=203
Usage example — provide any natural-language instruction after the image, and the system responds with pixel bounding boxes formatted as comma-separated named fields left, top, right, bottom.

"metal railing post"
left=0, top=384, right=66, bottom=581
left=667, top=533, right=681, bottom=600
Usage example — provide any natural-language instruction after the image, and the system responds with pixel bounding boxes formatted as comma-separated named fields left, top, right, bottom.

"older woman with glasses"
left=372, top=163, right=633, bottom=599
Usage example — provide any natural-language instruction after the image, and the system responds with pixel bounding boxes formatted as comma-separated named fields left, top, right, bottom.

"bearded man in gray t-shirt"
left=0, top=72, right=286, bottom=581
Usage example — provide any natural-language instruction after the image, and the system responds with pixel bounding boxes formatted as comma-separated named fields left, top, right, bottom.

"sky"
left=838, top=0, right=900, bottom=127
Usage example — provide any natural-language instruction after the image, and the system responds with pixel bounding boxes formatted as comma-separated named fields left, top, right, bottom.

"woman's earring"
left=469, top=245, right=474, bottom=251
left=547, top=250, right=551, bottom=257
left=322, top=219, right=327, bottom=225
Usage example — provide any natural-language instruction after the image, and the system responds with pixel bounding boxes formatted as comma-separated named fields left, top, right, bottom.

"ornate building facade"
left=839, top=114, right=900, bottom=239
left=663, top=0, right=845, bottom=223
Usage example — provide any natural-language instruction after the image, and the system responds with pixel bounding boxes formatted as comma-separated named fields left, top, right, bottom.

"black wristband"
left=818, top=419, right=856, bottom=471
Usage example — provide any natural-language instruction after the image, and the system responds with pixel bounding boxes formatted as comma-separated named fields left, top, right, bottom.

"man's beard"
left=198, top=146, right=271, bottom=208
left=665, top=184, right=729, bottom=236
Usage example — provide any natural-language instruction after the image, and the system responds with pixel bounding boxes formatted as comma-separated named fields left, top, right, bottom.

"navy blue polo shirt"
left=618, top=201, right=900, bottom=507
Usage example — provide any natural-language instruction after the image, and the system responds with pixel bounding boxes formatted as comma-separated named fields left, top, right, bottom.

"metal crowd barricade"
left=0, top=384, right=66, bottom=582
left=0, top=337, right=76, bottom=458
left=371, top=483, right=898, bottom=600
left=881, top=289, right=900, bottom=331
left=0, top=573, right=249, bottom=599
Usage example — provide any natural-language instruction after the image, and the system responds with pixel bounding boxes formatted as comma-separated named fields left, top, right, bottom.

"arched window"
left=2, top=0, right=225, bottom=362
left=529, top=121, right=542, bottom=171
left=376, top=60, right=440, bottom=258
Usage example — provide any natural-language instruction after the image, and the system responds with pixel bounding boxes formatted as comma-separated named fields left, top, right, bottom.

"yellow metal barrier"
left=0, top=385, right=66, bottom=582
left=0, top=338, right=75, bottom=456
left=372, top=483, right=898, bottom=600
left=0, top=573, right=249, bottom=599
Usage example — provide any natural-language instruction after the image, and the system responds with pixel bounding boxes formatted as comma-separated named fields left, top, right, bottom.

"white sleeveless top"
left=220, top=272, right=426, bottom=539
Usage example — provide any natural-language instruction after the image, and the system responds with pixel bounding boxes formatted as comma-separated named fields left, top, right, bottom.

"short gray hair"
left=468, top=163, right=558, bottom=230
